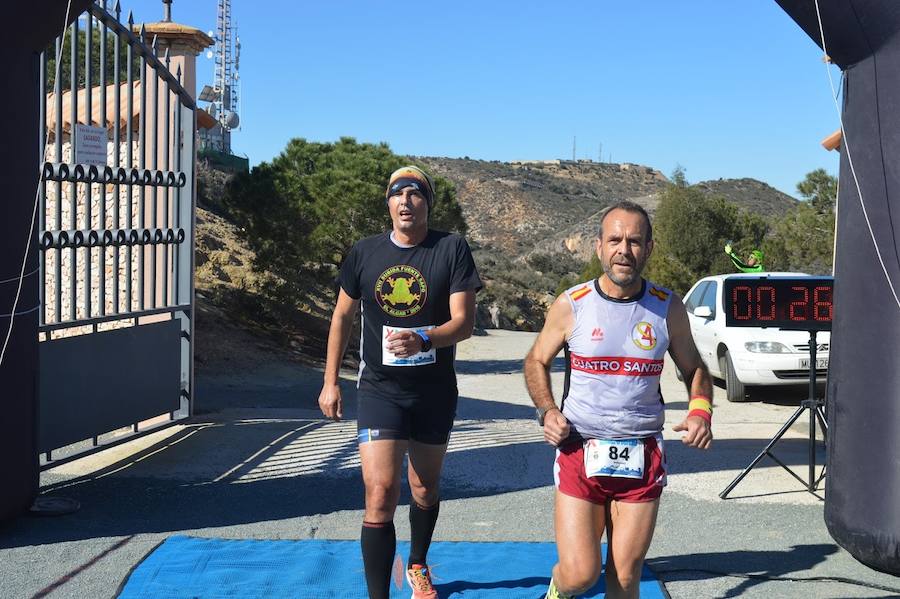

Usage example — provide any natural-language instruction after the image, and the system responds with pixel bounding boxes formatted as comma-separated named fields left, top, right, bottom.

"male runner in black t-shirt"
left=318, top=166, right=482, bottom=599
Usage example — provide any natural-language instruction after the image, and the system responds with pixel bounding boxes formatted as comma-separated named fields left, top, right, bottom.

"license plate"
left=800, top=358, right=828, bottom=369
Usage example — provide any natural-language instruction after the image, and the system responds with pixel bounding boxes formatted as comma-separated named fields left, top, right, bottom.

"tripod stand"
left=719, top=330, right=828, bottom=499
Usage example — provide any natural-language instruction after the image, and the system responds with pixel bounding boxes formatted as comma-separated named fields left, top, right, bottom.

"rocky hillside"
left=418, top=158, right=669, bottom=257
left=416, top=157, right=799, bottom=329
left=693, top=178, right=797, bottom=217
left=194, top=176, right=343, bottom=373
left=419, top=157, right=797, bottom=262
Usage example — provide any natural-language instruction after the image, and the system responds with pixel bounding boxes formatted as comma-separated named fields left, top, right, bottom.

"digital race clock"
left=723, top=276, right=834, bottom=331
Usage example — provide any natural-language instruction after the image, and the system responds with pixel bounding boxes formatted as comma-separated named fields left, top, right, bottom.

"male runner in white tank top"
left=525, top=201, right=713, bottom=599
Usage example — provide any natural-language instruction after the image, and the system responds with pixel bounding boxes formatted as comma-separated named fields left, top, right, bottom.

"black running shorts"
left=356, top=389, right=457, bottom=445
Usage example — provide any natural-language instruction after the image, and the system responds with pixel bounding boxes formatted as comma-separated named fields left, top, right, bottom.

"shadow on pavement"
left=3, top=399, right=551, bottom=548
left=455, top=356, right=565, bottom=375
left=647, top=544, right=900, bottom=598
left=665, top=437, right=826, bottom=476
left=456, top=396, right=537, bottom=420
left=5, top=426, right=829, bottom=550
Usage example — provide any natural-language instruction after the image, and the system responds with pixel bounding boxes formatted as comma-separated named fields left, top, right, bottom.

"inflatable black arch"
left=777, top=0, right=900, bottom=576
left=1, top=0, right=94, bottom=523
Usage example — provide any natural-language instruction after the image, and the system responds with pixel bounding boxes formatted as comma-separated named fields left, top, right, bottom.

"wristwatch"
left=536, top=405, right=559, bottom=426
left=416, top=330, right=433, bottom=352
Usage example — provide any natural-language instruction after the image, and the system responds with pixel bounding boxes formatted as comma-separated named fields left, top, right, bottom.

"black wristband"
left=537, top=406, right=559, bottom=426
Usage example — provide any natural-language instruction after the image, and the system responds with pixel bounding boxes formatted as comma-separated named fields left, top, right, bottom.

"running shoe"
left=406, top=564, right=438, bottom=599
left=544, top=578, right=575, bottom=599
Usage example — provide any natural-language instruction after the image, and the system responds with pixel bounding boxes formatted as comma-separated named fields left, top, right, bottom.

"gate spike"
left=114, top=0, right=121, bottom=20
left=127, top=10, right=134, bottom=27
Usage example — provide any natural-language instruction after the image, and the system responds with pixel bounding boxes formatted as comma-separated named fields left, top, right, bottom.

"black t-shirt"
left=340, top=230, right=482, bottom=398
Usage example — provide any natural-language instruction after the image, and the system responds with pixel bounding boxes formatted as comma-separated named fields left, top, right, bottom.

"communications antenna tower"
left=200, top=0, right=241, bottom=153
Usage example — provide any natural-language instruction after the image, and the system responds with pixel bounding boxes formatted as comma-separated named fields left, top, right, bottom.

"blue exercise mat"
left=117, top=535, right=667, bottom=598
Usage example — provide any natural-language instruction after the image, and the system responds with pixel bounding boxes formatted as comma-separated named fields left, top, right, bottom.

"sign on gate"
left=73, top=124, right=107, bottom=166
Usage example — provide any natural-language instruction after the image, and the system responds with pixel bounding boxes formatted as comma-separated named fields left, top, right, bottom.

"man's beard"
left=602, top=255, right=644, bottom=287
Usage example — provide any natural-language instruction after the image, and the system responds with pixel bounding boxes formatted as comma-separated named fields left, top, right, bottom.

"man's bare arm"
left=319, top=289, right=359, bottom=420
left=667, top=293, right=713, bottom=449
left=667, top=293, right=713, bottom=399
left=524, top=294, right=574, bottom=446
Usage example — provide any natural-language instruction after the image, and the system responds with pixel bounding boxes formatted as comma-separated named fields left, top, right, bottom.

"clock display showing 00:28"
left=723, top=277, right=834, bottom=331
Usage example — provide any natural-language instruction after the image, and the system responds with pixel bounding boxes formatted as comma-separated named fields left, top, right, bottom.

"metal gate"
left=38, top=1, right=196, bottom=466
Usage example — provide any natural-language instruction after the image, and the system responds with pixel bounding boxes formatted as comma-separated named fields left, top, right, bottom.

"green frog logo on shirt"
left=375, top=265, right=428, bottom=317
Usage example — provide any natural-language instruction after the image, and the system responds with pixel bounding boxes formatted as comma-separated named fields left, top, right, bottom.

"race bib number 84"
left=584, top=438, right=645, bottom=479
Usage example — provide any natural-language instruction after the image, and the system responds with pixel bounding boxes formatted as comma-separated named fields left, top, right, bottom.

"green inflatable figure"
left=725, top=243, right=765, bottom=273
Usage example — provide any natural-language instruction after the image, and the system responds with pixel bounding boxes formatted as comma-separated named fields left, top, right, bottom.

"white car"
left=682, top=273, right=831, bottom=402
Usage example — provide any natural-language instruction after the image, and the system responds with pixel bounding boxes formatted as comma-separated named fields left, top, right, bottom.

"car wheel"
left=721, top=349, right=748, bottom=402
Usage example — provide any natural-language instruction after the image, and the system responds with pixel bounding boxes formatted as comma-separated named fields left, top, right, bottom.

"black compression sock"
left=408, top=500, right=440, bottom=567
left=361, top=520, right=396, bottom=599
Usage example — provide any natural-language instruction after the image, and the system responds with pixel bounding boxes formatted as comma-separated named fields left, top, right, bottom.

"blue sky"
left=122, top=0, right=840, bottom=197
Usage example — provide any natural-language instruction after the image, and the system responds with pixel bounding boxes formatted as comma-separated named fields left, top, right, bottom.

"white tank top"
left=561, top=278, right=672, bottom=440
